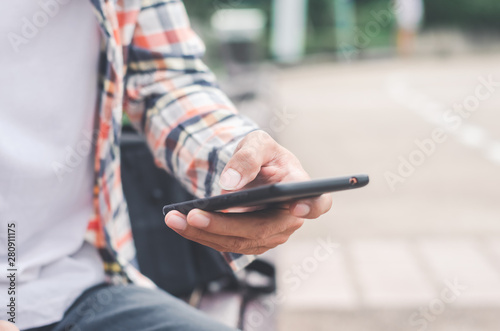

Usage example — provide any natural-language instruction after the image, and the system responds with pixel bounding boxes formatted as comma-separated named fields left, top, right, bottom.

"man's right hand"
left=0, top=321, right=19, bottom=331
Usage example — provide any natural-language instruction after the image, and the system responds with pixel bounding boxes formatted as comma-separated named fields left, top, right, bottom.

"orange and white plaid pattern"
left=88, top=0, right=257, bottom=286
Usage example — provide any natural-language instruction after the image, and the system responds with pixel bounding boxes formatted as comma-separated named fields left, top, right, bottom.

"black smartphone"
left=162, top=174, right=369, bottom=215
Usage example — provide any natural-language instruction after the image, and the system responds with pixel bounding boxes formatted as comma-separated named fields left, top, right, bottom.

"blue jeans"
left=25, top=283, right=237, bottom=331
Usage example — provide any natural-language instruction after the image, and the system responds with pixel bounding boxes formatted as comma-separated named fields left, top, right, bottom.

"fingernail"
left=219, top=168, right=242, bottom=190
left=166, top=214, right=187, bottom=231
left=189, top=212, right=210, bottom=228
left=294, top=203, right=310, bottom=217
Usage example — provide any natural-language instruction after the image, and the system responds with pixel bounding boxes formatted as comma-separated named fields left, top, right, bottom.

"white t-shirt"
left=0, top=1, right=105, bottom=329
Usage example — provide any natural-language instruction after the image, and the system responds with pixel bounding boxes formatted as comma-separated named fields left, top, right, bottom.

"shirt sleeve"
left=124, top=0, right=258, bottom=199
left=123, top=0, right=258, bottom=271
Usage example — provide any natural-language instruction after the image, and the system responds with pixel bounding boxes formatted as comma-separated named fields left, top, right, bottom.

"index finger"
left=186, top=208, right=300, bottom=240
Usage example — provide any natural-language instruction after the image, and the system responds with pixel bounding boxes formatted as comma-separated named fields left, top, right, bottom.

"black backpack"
left=120, top=127, right=276, bottom=329
left=120, top=127, right=236, bottom=297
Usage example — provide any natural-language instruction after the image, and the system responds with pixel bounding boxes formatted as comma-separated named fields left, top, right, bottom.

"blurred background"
left=183, top=0, right=500, bottom=330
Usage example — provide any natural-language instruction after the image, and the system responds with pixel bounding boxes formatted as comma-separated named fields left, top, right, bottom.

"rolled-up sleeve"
left=124, top=0, right=258, bottom=270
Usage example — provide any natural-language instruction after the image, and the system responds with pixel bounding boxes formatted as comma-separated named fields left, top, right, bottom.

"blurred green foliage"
left=184, top=0, right=270, bottom=20
left=182, top=0, right=500, bottom=57
left=305, top=0, right=396, bottom=52
left=355, top=0, right=395, bottom=48
left=423, top=0, right=500, bottom=30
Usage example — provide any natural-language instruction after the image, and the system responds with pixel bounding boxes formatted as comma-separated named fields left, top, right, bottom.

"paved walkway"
left=264, top=54, right=500, bottom=331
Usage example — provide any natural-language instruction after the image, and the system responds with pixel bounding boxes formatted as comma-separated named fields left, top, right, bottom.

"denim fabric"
left=25, top=284, right=237, bottom=331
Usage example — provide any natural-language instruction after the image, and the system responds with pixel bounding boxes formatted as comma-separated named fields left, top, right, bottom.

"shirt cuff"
left=222, top=252, right=257, bottom=272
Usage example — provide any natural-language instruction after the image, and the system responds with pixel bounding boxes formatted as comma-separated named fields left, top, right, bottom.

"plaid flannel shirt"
left=87, top=0, right=258, bottom=286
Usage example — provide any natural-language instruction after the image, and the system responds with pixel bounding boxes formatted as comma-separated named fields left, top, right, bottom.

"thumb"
left=219, top=131, right=278, bottom=191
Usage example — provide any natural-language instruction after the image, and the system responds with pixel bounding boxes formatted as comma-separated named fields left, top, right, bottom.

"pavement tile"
left=277, top=240, right=357, bottom=310
left=350, top=240, right=435, bottom=307
left=418, top=239, right=500, bottom=306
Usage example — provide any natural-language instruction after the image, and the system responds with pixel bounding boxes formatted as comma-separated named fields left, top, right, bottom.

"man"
left=0, top=1, right=331, bottom=330
left=395, top=0, right=424, bottom=56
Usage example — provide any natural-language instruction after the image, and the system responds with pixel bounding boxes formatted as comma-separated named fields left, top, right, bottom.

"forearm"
left=123, top=0, right=258, bottom=197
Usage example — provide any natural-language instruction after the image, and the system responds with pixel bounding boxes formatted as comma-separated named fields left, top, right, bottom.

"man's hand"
left=164, top=130, right=332, bottom=255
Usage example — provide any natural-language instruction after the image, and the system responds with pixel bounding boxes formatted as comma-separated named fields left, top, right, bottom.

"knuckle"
left=288, top=218, right=305, bottom=233
left=252, top=231, right=266, bottom=241
left=253, top=130, right=273, bottom=145
left=260, top=223, right=279, bottom=240
left=268, top=235, right=289, bottom=248
left=228, top=237, right=246, bottom=251
left=262, top=239, right=283, bottom=251
left=247, top=219, right=271, bottom=240
left=252, top=227, right=271, bottom=240
left=178, top=227, right=194, bottom=238
left=218, top=218, right=231, bottom=235
left=182, top=231, right=205, bottom=244
left=276, top=234, right=290, bottom=245
left=278, top=216, right=296, bottom=232
left=236, top=148, right=258, bottom=164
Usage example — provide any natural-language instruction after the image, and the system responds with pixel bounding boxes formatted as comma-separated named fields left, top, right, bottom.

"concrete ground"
left=255, top=54, right=500, bottom=331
